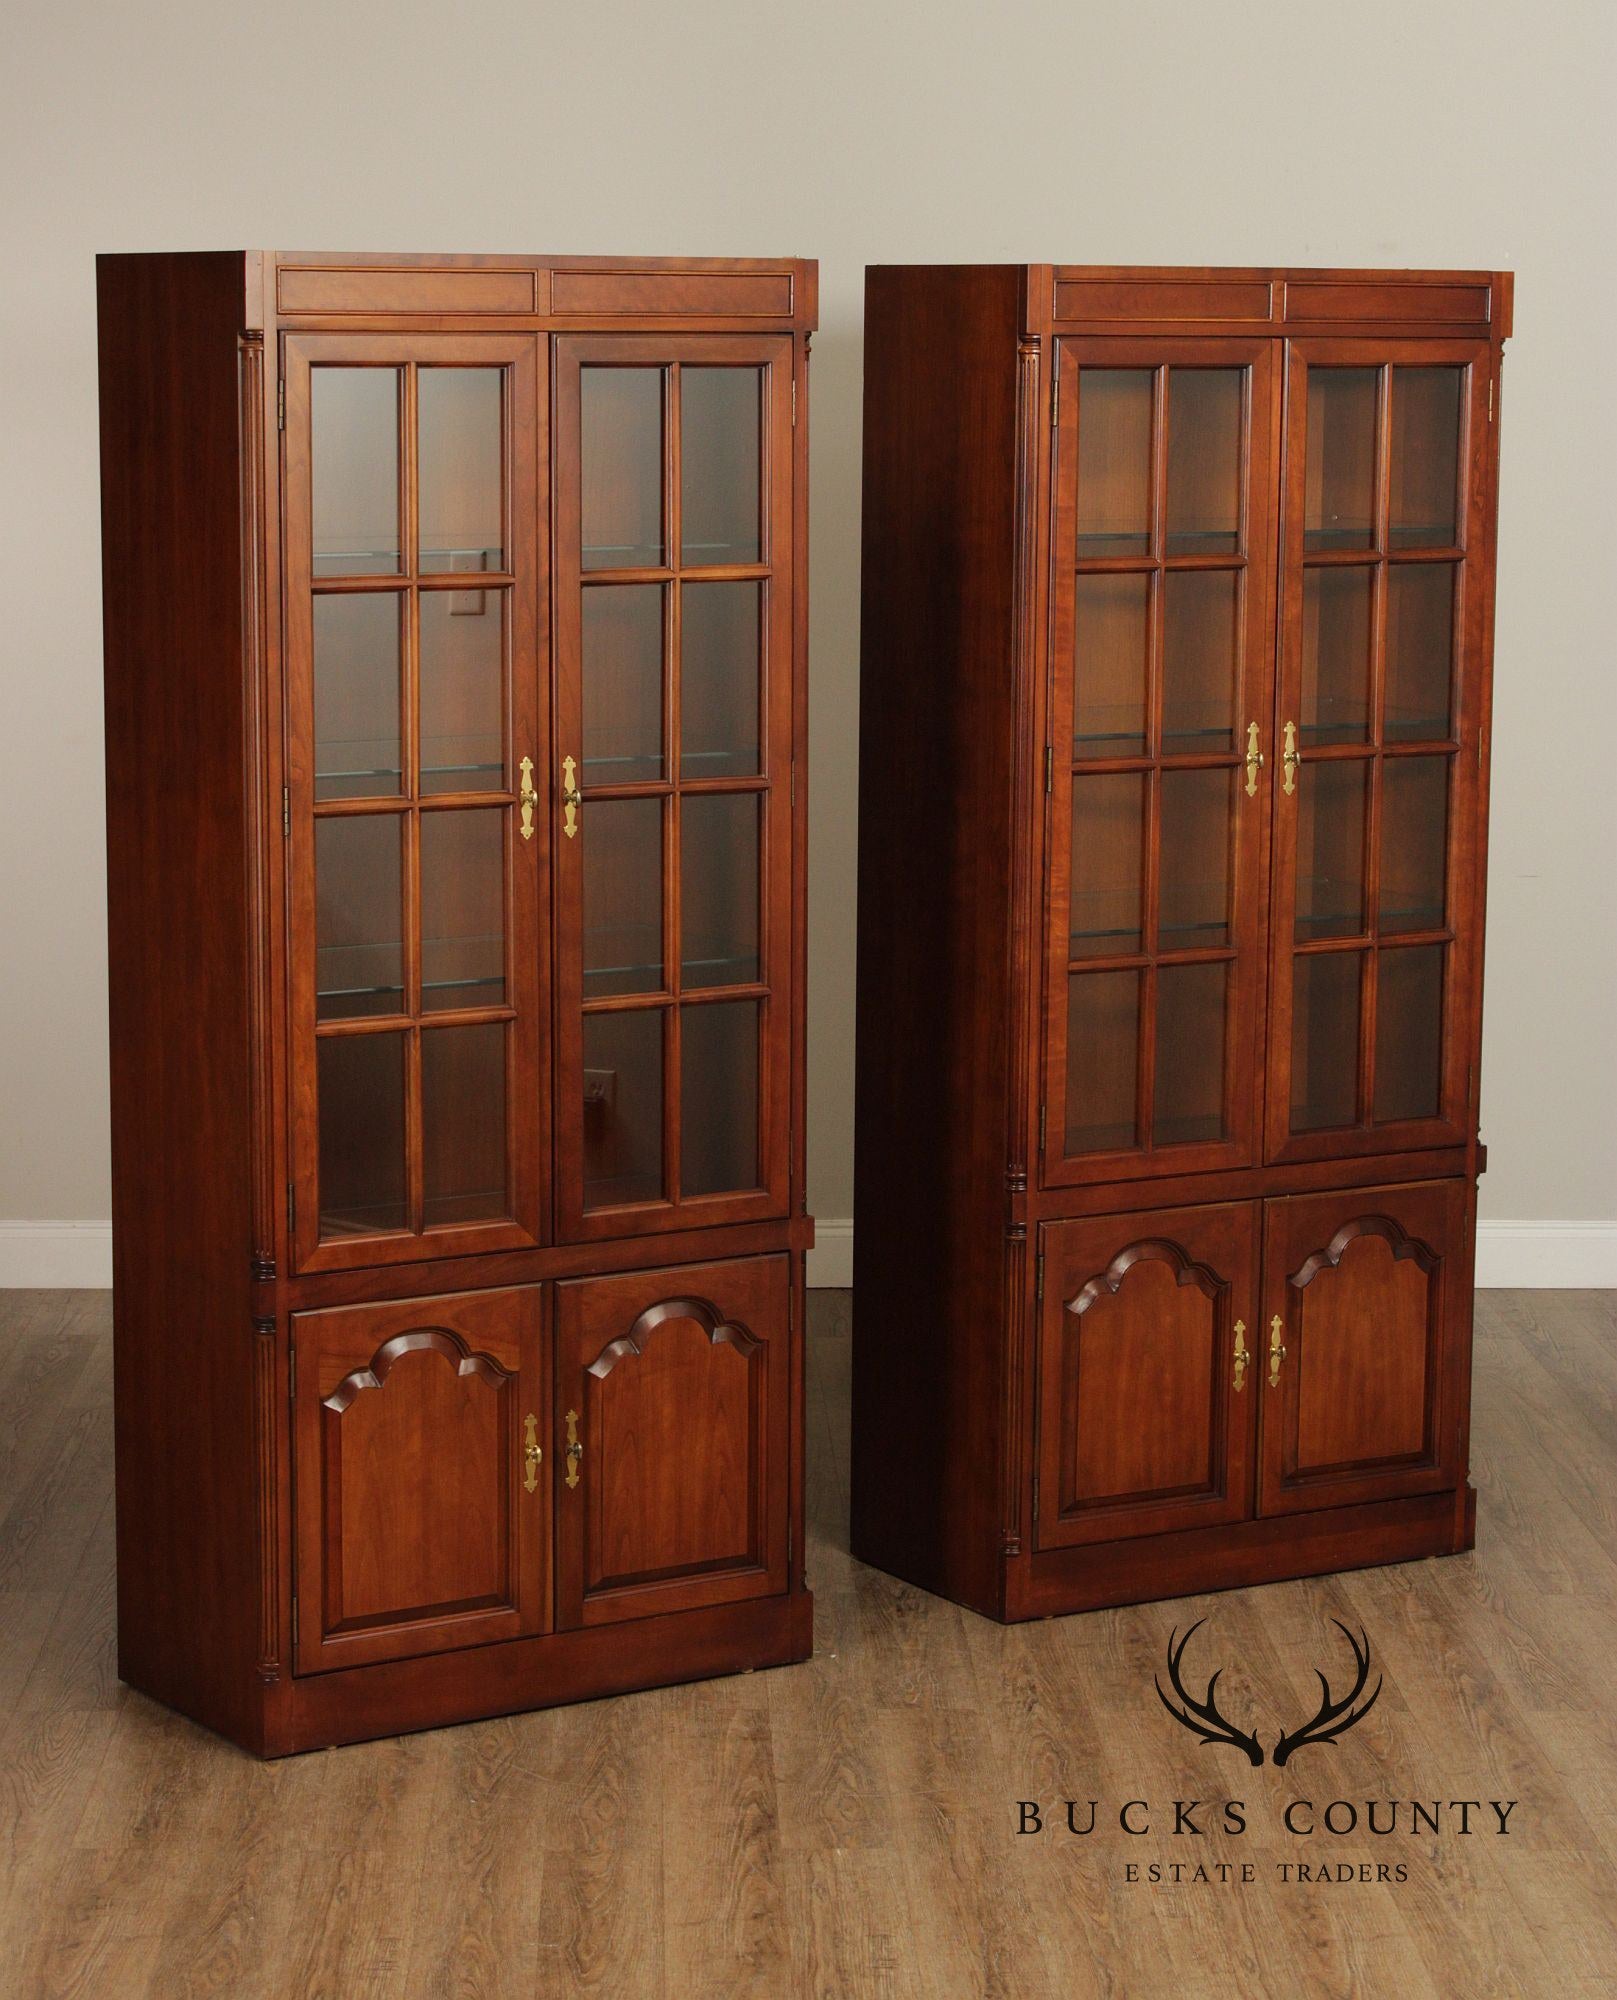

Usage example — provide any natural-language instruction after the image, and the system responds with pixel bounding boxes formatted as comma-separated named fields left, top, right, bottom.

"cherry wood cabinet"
left=98, top=252, right=814, bottom=1754
left=853, top=265, right=1508, bottom=1620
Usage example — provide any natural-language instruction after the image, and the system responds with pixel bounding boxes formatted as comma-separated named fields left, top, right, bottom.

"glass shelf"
left=581, top=952, right=758, bottom=989
left=313, top=544, right=502, bottom=572
left=1302, top=522, right=1455, bottom=554
left=1073, top=722, right=1235, bottom=757
left=581, top=539, right=763, bottom=568
left=1075, top=529, right=1240, bottom=558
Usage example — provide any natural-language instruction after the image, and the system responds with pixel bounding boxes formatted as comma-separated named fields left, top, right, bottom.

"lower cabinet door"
left=555, top=1254, right=790, bottom=1628
left=1035, top=1203, right=1260, bottom=1550
left=292, top=1286, right=548, bottom=1674
left=1258, top=1179, right=1467, bottom=1515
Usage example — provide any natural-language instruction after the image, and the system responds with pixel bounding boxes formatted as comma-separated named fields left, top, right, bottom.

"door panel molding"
left=1036, top=1201, right=1259, bottom=1549
left=556, top=1253, right=789, bottom=1627
left=292, top=1284, right=548, bottom=1674
left=1258, top=1179, right=1464, bottom=1514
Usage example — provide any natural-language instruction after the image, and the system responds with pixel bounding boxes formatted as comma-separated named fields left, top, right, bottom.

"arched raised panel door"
left=1035, top=1202, right=1259, bottom=1550
left=292, top=1286, right=547, bottom=1673
left=1258, top=1179, right=1467, bottom=1515
left=556, top=1254, right=789, bottom=1627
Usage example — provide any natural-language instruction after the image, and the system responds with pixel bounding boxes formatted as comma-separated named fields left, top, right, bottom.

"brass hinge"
left=1044, top=744, right=1054, bottom=794
left=1035, top=1252, right=1045, bottom=1303
left=791, top=379, right=797, bottom=427
left=1038, top=1102, right=1047, bottom=1152
left=1051, top=367, right=1060, bottom=429
left=1488, top=377, right=1495, bottom=423
left=790, top=760, right=796, bottom=806
left=281, top=785, right=290, bottom=838
left=277, top=377, right=285, bottom=431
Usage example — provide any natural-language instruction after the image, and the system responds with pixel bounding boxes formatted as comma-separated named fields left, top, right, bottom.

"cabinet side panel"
left=97, top=252, right=261, bottom=1746
left=852, top=267, right=1023, bottom=1613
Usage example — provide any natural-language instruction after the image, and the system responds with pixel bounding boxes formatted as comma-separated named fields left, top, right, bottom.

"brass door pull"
left=1282, top=721, right=1300, bottom=796
left=564, top=1407, right=583, bottom=1488
left=1268, top=1316, right=1287, bottom=1388
left=523, top=1413, right=543, bottom=1493
left=1233, top=1320, right=1249, bottom=1392
left=561, top=755, right=582, bottom=840
left=1244, top=724, right=1264, bottom=799
left=519, top=757, right=537, bottom=843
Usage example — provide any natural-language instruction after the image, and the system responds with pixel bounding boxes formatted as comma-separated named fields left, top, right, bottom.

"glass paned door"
left=284, top=334, right=545, bottom=1272
left=554, top=336, right=793, bottom=1239
left=1268, top=340, right=1487, bottom=1160
left=1044, top=343, right=1275, bottom=1185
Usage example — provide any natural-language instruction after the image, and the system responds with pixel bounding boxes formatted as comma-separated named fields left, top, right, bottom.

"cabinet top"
left=96, top=251, right=818, bottom=333
left=867, top=264, right=1512, bottom=342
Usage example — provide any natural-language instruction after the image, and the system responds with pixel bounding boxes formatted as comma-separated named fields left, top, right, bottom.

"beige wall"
left=1, top=0, right=1612, bottom=1246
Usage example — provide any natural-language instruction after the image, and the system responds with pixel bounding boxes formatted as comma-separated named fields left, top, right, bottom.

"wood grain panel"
left=1053, top=278, right=1272, bottom=322
left=556, top=1254, right=789, bottom=1627
left=552, top=269, right=794, bottom=317
left=276, top=266, right=538, bottom=315
left=292, top=1285, right=546, bottom=1672
left=1259, top=1178, right=1466, bottom=1514
left=1037, top=1202, right=1259, bottom=1548
left=1284, top=280, right=1491, bottom=327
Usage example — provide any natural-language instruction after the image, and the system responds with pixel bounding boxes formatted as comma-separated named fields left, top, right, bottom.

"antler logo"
left=1155, top=1618, right=1382, bottom=1767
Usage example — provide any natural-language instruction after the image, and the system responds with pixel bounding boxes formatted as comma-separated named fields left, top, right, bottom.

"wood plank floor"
left=0, top=1288, right=1613, bottom=1997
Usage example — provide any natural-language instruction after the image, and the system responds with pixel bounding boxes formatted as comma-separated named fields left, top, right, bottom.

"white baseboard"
left=0, top=1221, right=114, bottom=1289
left=1472, top=1220, right=1617, bottom=1288
left=1, top=1216, right=1610, bottom=1292
left=807, top=1218, right=853, bottom=1289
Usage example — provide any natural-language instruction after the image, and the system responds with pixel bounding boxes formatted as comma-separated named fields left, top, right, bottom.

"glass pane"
left=316, top=815, right=403, bottom=1020
left=1385, top=564, right=1455, bottom=741
left=581, top=368, right=663, bottom=570
left=1301, top=567, right=1373, bottom=747
left=1073, top=572, right=1149, bottom=757
left=1162, top=569, right=1238, bottom=752
left=1076, top=370, right=1152, bottom=557
left=1375, top=945, right=1445, bottom=1123
left=681, top=793, right=759, bottom=989
left=583, top=799, right=663, bottom=998
left=419, top=588, right=504, bottom=795
left=1159, top=768, right=1231, bottom=950
left=1069, top=773, right=1144, bottom=958
left=681, top=369, right=761, bottom=566
left=1380, top=757, right=1449, bottom=934
left=1295, top=760, right=1368, bottom=941
left=583, top=1009, right=664, bottom=1208
left=314, top=594, right=402, bottom=801
left=1065, top=970, right=1140, bottom=1154
left=1154, top=962, right=1228, bottom=1145
left=1390, top=367, right=1462, bottom=549
left=583, top=585, right=665, bottom=784
left=318, top=1031, right=407, bottom=1235
left=312, top=368, right=400, bottom=577
left=418, top=368, right=504, bottom=574
left=682, top=582, right=760, bottom=778
left=422, top=1023, right=508, bottom=1226
left=681, top=1000, right=760, bottom=1197
left=1304, top=368, right=1378, bottom=552
left=420, top=809, right=505, bottom=1012
left=1290, top=952, right=1362, bottom=1132
left=1166, top=369, right=1242, bottom=555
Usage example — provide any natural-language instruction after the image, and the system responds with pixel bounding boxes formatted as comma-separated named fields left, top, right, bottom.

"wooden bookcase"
left=97, top=252, right=815, bottom=1753
left=852, top=265, right=1510, bottom=1620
